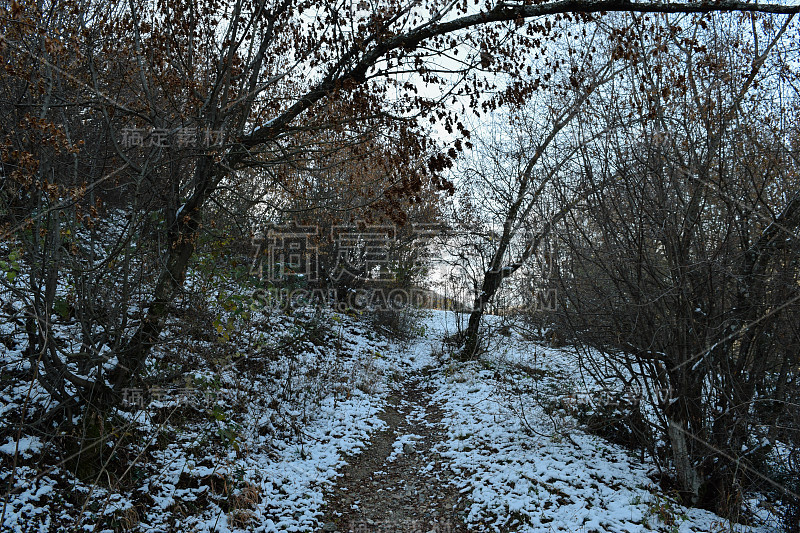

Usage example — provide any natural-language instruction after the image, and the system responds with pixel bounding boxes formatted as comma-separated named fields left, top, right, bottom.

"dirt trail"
left=318, top=368, right=470, bottom=533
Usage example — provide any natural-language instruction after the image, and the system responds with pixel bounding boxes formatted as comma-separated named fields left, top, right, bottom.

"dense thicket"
left=2, top=0, right=799, bottom=521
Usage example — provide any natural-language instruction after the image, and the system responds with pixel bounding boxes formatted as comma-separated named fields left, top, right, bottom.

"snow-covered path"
left=318, top=368, right=469, bottom=532
left=313, top=311, right=781, bottom=532
left=0, top=310, right=782, bottom=532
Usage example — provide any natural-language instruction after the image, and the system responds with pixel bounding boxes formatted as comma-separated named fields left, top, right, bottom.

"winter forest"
left=2, top=0, right=800, bottom=531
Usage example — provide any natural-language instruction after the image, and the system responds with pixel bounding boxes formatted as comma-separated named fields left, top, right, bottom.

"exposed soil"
left=317, top=368, right=471, bottom=533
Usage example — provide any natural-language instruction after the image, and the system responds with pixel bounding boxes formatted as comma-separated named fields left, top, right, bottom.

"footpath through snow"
left=1, top=310, right=783, bottom=532
left=308, top=311, right=780, bottom=533
left=318, top=369, right=469, bottom=532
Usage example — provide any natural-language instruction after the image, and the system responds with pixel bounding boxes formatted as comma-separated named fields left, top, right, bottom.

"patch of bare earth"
left=318, top=369, right=470, bottom=533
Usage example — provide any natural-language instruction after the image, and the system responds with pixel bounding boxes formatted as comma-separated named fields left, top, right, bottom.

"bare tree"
left=2, top=0, right=799, bottom=433
left=556, top=12, right=800, bottom=515
left=451, top=31, right=624, bottom=358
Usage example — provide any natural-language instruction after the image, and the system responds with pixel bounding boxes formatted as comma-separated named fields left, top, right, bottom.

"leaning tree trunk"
left=109, top=157, right=217, bottom=397
left=461, top=268, right=507, bottom=360
left=460, top=218, right=567, bottom=360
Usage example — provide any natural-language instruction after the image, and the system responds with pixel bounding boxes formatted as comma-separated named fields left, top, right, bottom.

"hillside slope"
left=1, top=306, right=782, bottom=532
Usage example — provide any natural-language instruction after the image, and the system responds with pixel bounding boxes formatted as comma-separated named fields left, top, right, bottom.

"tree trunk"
left=109, top=158, right=216, bottom=396
left=668, top=420, right=702, bottom=504
left=460, top=268, right=506, bottom=360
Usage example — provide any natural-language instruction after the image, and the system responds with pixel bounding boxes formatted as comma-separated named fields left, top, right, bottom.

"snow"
left=0, top=436, right=44, bottom=458
left=0, top=306, right=785, bottom=532
left=386, top=433, right=423, bottom=462
left=406, top=312, right=782, bottom=532
left=249, top=118, right=277, bottom=137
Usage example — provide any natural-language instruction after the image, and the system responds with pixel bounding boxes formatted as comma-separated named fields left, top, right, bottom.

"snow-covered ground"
left=0, top=308, right=784, bottom=532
